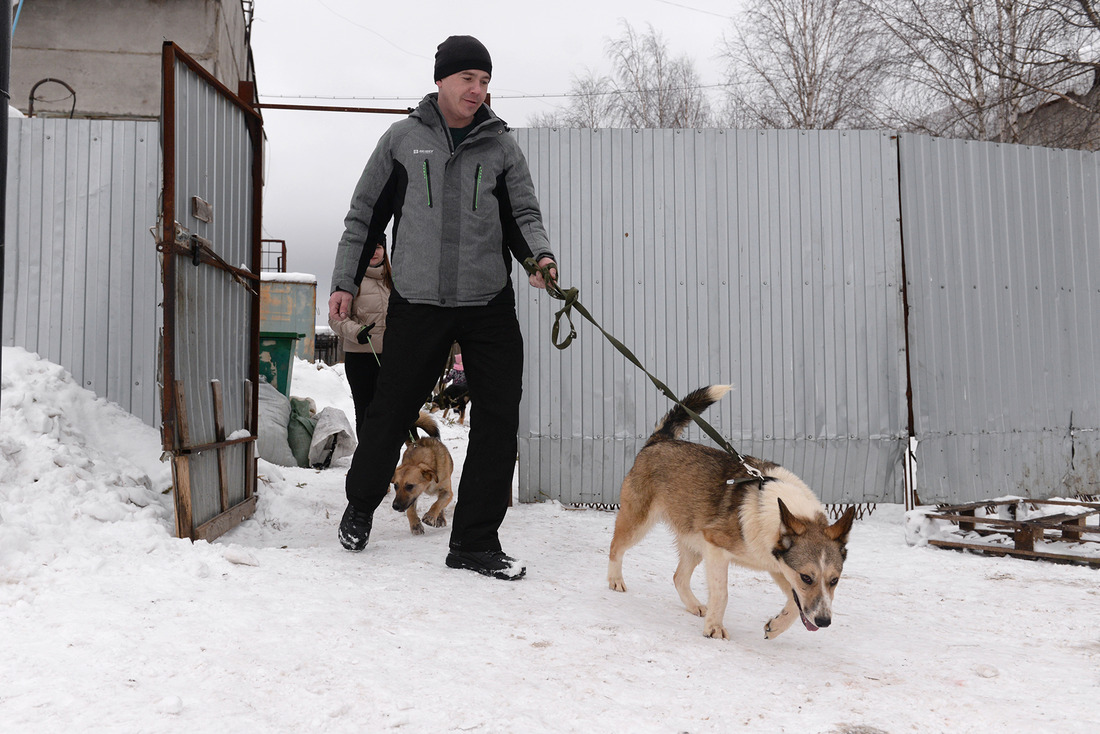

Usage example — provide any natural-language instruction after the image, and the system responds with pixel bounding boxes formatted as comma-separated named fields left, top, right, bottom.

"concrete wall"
left=11, top=0, right=252, bottom=120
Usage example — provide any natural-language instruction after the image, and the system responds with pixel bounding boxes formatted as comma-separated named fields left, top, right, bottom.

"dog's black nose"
left=815, top=616, right=831, bottom=628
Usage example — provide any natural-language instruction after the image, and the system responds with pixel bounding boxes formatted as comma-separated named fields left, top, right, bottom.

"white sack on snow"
left=257, top=380, right=297, bottom=467
left=308, top=406, right=357, bottom=467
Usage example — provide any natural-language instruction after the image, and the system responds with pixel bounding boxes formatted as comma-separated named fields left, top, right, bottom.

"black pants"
left=344, top=299, right=523, bottom=552
left=343, top=351, right=381, bottom=436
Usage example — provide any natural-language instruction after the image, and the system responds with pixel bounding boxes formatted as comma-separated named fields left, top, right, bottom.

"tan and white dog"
left=607, top=385, right=856, bottom=640
left=391, top=413, right=454, bottom=535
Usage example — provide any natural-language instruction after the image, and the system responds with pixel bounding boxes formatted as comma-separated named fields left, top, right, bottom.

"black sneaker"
left=338, top=503, right=373, bottom=551
left=445, top=549, right=526, bottom=580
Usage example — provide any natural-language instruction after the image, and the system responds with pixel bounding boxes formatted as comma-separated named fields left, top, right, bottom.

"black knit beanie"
left=433, top=35, right=492, bottom=82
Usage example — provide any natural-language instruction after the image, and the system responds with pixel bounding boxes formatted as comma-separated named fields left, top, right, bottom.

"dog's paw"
left=409, top=522, right=425, bottom=536
left=685, top=603, right=707, bottom=618
left=608, top=578, right=627, bottom=592
left=423, top=513, right=447, bottom=528
left=764, top=613, right=791, bottom=640
left=703, top=623, right=729, bottom=640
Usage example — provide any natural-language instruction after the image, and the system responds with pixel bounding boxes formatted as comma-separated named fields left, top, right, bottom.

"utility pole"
left=0, top=2, right=10, bottom=385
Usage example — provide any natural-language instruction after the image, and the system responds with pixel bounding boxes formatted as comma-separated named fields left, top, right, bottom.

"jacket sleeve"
left=328, top=314, right=365, bottom=344
left=500, top=138, right=555, bottom=266
left=331, top=128, right=399, bottom=295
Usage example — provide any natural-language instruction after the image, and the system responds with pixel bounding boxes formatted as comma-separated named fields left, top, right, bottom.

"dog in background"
left=607, top=385, right=856, bottom=640
left=427, top=381, right=470, bottom=424
left=391, top=412, right=455, bottom=535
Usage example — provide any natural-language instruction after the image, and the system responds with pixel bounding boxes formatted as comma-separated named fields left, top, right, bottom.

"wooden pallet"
left=924, top=498, right=1100, bottom=568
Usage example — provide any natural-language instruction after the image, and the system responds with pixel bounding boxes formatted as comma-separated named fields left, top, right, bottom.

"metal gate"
left=159, top=42, right=263, bottom=540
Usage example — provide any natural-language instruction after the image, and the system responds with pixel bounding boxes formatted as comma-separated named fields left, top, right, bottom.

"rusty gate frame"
left=159, top=42, right=263, bottom=541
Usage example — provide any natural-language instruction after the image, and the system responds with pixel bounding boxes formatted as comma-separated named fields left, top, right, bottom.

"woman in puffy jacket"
left=328, top=234, right=392, bottom=435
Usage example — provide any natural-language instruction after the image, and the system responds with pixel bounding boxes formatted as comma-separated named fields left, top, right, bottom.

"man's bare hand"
left=329, top=290, right=353, bottom=320
left=528, top=256, right=558, bottom=290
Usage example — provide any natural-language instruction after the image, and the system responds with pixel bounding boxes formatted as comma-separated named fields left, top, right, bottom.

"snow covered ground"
left=1, top=345, right=1097, bottom=733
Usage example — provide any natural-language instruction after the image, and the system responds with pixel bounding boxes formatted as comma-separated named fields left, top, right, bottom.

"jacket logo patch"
left=413, top=149, right=434, bottom=155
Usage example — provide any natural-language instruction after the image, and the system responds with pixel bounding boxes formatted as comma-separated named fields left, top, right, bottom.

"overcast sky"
left=249, top=0, right=741, bottom=312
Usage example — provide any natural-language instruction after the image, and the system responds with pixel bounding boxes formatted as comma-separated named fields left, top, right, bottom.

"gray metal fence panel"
left=3, top=117, right=161, bottom=426
left=899, top=135, right=1100, bottom=502
left=168, top=55, right=256, bottom=527
left=514, top=128, right=907, bottom=506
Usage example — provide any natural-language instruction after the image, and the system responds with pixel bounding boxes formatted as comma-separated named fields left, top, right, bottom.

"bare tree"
left=604, top=22, right=713, bottom=128
left=1011, top=0, right=1100, bottom=148
left=720, top=0, right=894, bottom=129
left=528, top=73, right=620, bottom=128
left=526, top=21, right=713, bottom=128
left=859, top=0, right=1099, bottom=146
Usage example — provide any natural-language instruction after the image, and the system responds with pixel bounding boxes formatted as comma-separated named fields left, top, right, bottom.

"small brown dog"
left=391, top=412, right=454, bottom=535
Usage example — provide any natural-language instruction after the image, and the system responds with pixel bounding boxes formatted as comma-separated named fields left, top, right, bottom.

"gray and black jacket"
left=331, top=93, right=555, bottom=307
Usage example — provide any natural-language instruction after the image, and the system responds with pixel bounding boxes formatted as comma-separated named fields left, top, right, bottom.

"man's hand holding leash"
left=528, top=256, right=558, bottom=289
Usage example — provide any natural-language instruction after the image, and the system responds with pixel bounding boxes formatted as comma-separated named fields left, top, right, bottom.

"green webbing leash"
left=522, top=258, right=763, bottom=484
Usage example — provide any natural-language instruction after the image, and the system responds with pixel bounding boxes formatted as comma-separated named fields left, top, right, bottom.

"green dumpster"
left=259, top=331, right=305, bottom=396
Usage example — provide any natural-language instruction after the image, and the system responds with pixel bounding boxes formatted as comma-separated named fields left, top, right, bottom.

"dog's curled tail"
left=649, top=385, right=732, bottom=442
left=413, top=411, right=440, bottom=439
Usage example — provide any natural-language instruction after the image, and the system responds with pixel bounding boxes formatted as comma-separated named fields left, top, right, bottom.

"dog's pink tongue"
left=801, top=613, right=819, bottom=632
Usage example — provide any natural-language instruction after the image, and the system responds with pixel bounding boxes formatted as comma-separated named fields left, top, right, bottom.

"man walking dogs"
left=328, top=36, right=557, bottom=580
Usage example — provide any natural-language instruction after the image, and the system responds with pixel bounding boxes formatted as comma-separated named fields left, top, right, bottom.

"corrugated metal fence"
left=3, top=118, right=160, bottom=426
left=515, top=129, right=1099, bottom=506
left=7, top=121, right=1097, bottom=508
left=900, top=135, right=1100, bottom=503
left=514, top=129, right=908, bottom=506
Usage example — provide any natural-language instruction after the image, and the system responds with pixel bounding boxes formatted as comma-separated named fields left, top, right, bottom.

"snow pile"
left=0, top=348, right=174, bottom=585
left=260, top=271, right=317, bottom=284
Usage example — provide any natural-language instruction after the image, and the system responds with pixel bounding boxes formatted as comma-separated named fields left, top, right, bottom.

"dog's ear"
left=776, top=497, right=807, bottom=536
left=773, top=498, right=805, bottom=558
left=418, top=463, right=436, bottom=482
left=825, top=505, right=856, bottom=545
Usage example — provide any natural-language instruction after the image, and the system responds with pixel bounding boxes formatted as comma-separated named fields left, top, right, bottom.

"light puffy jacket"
left=331, top=94, right=554, bottom=307
left=328, top=265, right=389, bottom=354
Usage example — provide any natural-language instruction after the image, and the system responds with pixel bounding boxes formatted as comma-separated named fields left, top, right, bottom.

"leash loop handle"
left=523, top=258, right=577, bottom=349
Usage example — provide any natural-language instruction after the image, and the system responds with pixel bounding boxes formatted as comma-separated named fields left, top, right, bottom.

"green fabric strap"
left=521, top=257, right=756, bottom=469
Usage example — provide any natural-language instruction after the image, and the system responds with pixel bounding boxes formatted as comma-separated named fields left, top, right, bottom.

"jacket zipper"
left=472, top=164, right=483, bottom=210
left=422, top=160, right=433, bottom=208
